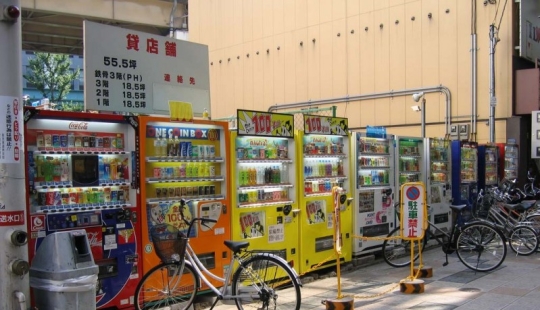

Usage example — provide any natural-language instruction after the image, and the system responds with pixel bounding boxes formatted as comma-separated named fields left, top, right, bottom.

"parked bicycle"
left=475, top=186, right=539, bottom=255
left=382, top=203, right=507, bottom=272
left=135, top=199, right=302, bottom=310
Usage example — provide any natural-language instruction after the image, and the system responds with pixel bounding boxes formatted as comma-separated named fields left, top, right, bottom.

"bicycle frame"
left=178, top=239, right=299, bottom=302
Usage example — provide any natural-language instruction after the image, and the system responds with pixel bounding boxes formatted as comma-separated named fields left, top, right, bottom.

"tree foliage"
left=23, top=52, right=80, bottom=103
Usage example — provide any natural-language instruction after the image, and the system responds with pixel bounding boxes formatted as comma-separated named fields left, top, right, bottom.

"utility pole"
left=0, top=1, right=31, bottom=310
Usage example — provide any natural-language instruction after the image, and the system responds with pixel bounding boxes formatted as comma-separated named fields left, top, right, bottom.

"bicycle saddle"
left=450, top=204, right=467, bottom=212
left=224, top=240, right=250, bottom=253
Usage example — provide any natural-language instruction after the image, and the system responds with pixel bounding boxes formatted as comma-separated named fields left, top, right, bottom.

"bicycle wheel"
left=231, top=254, right=301, bottom=310
left=455, top=222, right=507, bottom=272
left=382, top=226, right=425, bottom=268
left=525, top=214, right=540, bottom=231
left=509, top=225, right=539, bottom=256
left=135, top=262, right=199, bottom=310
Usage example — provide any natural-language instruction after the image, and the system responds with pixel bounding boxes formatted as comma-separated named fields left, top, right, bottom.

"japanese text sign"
left=84, top=21, right=210, bottom=116
left=0, top=210, right=25, bottom=226
left=304, top=115, right=348, bottom=136
left=0, top=96, right=22, bottom=163
left=400, top=182, right=427, bottom=241
left=237, top=110, right=294, bottom=138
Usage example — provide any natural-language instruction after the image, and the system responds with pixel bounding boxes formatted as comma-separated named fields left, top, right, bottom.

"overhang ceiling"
left=21, top=0, right=187, bottom=55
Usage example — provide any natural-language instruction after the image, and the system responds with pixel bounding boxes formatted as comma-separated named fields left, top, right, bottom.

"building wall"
left=189, top=0, right=514, bottom=143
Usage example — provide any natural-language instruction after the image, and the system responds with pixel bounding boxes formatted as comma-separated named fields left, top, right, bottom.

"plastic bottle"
left=281, top=164, right=288, bottom=183
left=257, top=167, right=264, bottom=184
left=160, top=134, right=168, bottom=156
left=186, top=162, right=193, bottom=178
left=153, top=133, right=161, bottom=156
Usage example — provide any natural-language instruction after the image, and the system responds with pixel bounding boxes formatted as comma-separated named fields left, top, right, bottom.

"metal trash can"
left=30, top=230, right=99, bottom=310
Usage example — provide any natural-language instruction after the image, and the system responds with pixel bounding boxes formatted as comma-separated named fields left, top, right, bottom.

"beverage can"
left=111, top=190, right=118, bottom=202
left=67, top=132, right=75, bottom=148
left=103, top=137, right=111, bottom=148
left=200, top=145, right=208, bottom=158
left=37, top=192, right=47, bottom=205
left=44, top=134, right=52, bottom=147
left=208, top=145, right=215, bottom=158
left=192, top=145, right=199, bottom=158
left=208, top=164, right=215, bottom=177
left=210, top=185, right=216, bottom=195
left=60, top=134, right=68, bottom=148
left=96, top=137, right=103, bottom=148
left=187, top=142, right=193, bottom=157
left=53, top=191, right=62, bottom=205
left=89, top=136, right=96, bottom=148
left=52, top=135, right=60, bottom=148
left=82, top=136, right=90, bottom=148
left=36, top=131, right=44, bottom=148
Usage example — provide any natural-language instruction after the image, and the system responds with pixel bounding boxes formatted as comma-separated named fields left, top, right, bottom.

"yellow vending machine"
left=138, top=115, right=231, bottom=290
left=297, top=115, right=352, bottom=274
left=231, top=110, right=300, bottom=272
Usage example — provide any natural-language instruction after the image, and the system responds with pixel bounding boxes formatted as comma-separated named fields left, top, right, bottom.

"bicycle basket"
left=150, top=224, right=188, bottom=263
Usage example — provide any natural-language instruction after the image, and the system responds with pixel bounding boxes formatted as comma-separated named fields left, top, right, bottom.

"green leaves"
left=23, top=52, right=80, bottom=103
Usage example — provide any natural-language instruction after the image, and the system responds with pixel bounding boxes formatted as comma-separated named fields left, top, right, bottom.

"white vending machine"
left=425, top=138, right=452, bottom=234
left=352, top=132, right=396, bottom=256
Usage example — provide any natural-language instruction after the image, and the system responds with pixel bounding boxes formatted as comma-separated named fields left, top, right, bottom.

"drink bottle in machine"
left=24, top=109, right=141, bottom=309
left=353, top=132, right=395, bottom=256
left=503, top=139, right=518, bottom=180
left=297, top=115, right=352, bottom=273
left=230, top=110, right=299, bottom=271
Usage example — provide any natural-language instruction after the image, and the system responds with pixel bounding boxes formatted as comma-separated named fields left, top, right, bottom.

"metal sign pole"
left=0, top=1, right=30, bottom=309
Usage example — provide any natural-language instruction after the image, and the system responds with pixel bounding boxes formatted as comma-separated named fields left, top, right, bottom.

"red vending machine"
left=24, top=109, right=141, bottom=309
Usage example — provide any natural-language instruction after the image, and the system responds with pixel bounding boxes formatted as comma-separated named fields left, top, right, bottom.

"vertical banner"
left=0, top=96, right=22, bottom=163
left=400, top=182, right=427, bottom=241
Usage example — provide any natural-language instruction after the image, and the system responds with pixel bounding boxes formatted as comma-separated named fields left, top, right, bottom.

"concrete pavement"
left=195, top=246, right=540, bottom=309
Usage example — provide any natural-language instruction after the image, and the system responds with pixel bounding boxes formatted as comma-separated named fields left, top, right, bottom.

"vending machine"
left=24, top=109, right=141, bottom=309
left=297, top=115, right=352, bottom=273
left=395, top=136, right=426, bottom=189
left=478, top=144, right=500, bottom=191
left=504, top=139, right=518, bottom=180
left=352, top=132, right=396, bottom=256
left=230, top=110, right=299, bottom=272
left=451, top=140, right=478, bottom=209
left=425, top=138, right=452, bottom=233
left=137, top=115, right=231, bottom=290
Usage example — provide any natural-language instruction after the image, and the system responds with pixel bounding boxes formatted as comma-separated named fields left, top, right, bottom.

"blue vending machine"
left=451, top=140, right=478, bottom=211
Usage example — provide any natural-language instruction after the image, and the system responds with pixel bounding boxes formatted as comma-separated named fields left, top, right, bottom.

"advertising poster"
left=0, top=96, right=22, bottom=163
left=306, top=200, right=326, bottom=224
left=237, top=109, right=294, bottom=137
left=239, top=211, right=265, bottom=239
left=146, top=200, right=197, bottom=238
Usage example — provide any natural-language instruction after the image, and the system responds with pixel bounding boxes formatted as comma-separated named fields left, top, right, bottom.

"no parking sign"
left=400, top=182, right=427, bottom=241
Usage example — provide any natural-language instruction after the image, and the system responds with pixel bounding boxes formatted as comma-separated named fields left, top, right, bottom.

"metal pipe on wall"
left=268, top=86, right=452, bottom=136
left=471, top=0, right=478, bottom=141
left=489, top=24, right=497, bottom=143
left=169, top=0, right=177, bottom=38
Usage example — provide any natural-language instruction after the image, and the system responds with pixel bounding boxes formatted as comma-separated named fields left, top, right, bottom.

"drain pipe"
left=169, top=0, right=178, bottom=38
left=269, top=86, right=452, bottom=136
left=13, top=291, right=26, bottom=310
left=471, top=0, right=478, bottom=141
left=488, top=24, right=497, bottom=143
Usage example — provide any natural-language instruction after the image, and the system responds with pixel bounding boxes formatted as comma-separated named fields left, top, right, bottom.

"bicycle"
left=382, top=203, right=507, bottom=272
left=475, top=187, right=539, bottom=256
left=134, top=199, right=302, bottom=310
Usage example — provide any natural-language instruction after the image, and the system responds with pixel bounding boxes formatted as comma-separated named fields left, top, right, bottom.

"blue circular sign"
left=406, top=186, right=420, bottom=200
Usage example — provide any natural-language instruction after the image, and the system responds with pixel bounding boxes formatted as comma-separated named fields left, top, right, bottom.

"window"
left=70, top=69, right=75, bottom=90
left=79, top=69, right=84, bottom=91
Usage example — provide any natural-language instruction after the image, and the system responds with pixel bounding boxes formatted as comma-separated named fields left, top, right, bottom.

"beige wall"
left=190, top=0, right=514, bottom=143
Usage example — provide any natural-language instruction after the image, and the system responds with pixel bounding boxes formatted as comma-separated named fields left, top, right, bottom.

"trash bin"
left=30, top=230, right=99, bottom=310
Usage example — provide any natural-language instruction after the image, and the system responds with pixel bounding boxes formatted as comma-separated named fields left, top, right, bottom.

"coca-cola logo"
left=69, top=122, right=88, bottom=130
left=87, top=232, right=102, bottom=248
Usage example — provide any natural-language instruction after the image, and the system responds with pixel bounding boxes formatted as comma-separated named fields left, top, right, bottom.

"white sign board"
left=400, top=182, right=426, bottom=241
left=0, top=96, right=22, bottom=163
left=519, top=0, right=540, bottom=62
left=83, top=21, right=210, bottom=115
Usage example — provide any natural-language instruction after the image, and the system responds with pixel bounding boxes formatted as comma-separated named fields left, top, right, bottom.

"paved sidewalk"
left=195, top=246, right=540, bottom=309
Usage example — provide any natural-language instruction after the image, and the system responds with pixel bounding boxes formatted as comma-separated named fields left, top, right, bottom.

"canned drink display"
left=210, top=185, right=216, bottom=195
left=60, top=134, right=68, bottom=148
left=168, top=187, right=175, bottom=198
left=155, top=188, right=162, bottom=198
left=52, top=135, right=60, bottom=148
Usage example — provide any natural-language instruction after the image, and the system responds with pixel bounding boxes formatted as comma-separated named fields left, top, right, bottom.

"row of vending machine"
left=22, top=108, right=518, bottom=309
